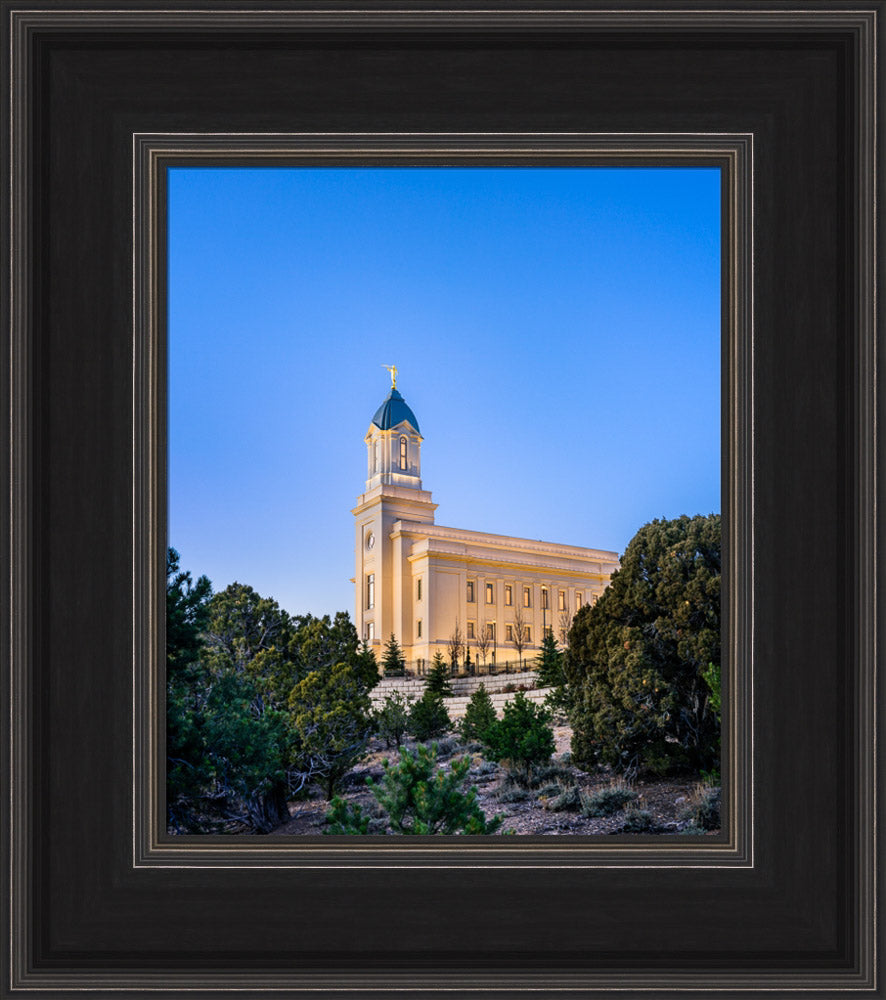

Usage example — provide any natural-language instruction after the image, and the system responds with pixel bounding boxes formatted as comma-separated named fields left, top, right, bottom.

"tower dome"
left=364, top=371, right=423, bottom=491
left=371, top=386, right=420, bottom=434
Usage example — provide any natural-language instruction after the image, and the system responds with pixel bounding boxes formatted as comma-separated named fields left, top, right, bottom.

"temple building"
left=352, top=371, right=620, bottom=671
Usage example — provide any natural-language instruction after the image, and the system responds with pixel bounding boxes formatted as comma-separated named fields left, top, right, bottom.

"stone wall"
left=370, top=670, right=546, bottom=719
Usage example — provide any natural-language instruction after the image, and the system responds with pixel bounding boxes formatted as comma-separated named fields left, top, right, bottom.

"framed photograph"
left=4, top=2, right=879, bottom=995
left=159, top=156, right=730, bottom=842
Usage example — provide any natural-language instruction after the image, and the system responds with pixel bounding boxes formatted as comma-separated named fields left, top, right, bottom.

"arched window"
left=399, top=436, right=408, bottom=470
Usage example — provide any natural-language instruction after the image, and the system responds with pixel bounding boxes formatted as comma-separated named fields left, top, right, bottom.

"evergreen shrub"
left=373, top=691, right=412, bottom=749
left=459, top=684, right=497, bottom=743
left=482, top=692, right=555, bottom=774
left=409, top=690, right=451, bottom=741
left=326, top=743, right=502, bottom=835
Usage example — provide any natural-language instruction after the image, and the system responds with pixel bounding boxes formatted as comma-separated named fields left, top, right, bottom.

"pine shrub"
left=371, top=743, right=502, bottom=834
left=409, top=689, right=451, bottom=741
left=459, top=684, right=497, bottom=743
left=381, top=633, right=407, bottom=677
left=425, top=651, right=453, bottom=697
left=373, top=691, right=413, bottom=748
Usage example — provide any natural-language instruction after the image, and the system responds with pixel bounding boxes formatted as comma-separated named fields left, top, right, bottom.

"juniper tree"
left=567, top=514, right=721, bottom=776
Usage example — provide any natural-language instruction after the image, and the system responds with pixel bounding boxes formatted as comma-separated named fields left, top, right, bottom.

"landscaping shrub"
left=373, top=691, right=412, bottom=748
left=459, top=684, right=497, bottom=743
left=409, top=690, right=451, bottom=741
left=381, top=633, right=407, bottom=677
left=482, top=692, right=555, bottom=774
left=425, top=651, right=453, bottom=698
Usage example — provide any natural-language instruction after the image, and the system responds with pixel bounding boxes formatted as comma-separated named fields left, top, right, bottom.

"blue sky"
left=168, top=166, right=720, bottom=618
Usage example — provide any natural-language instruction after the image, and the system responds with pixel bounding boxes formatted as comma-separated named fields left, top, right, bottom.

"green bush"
left=373, top=691, right=412, bottom=749
left=327, top=743, right=502, bottom=835
left=535, top=631, right=565, bottom=688
left=325, top=796, right=372, bottom=834
left=409, top=689, right=451, bottom=741
left=381, top=633, right=407, bottom=677
left=325, top=796, right=388, bottom=835
left=581, top=783, right=637, bottom=817
left=482, top=692, right=555, bottom=772
left=459, top=684, right=498, bottom=743
left=621, top=807, right=656, bottom=833
left=425, top=651, right=453, bottom=697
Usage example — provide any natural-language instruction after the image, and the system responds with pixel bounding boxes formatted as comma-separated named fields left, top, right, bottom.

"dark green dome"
left=371, top=387, right=420, bottom=434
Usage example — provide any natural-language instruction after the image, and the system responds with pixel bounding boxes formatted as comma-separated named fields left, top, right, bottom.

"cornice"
left=392, top=519, right=620, bottom=563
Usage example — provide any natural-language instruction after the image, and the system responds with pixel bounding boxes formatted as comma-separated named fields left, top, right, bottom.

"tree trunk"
left=250, top=783, right=290, bottom=833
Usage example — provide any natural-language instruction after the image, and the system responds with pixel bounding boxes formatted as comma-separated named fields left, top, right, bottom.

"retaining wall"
left=371, top=670, right=547, bottom=719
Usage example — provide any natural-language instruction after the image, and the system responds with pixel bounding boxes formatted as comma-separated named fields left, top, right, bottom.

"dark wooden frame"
left=3, top=3, right=880, bottom=996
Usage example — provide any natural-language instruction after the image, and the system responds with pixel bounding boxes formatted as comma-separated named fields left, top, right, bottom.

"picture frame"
left=4, top=3, right=880, bottom=995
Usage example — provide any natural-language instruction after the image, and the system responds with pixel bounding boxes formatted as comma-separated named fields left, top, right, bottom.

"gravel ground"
left=269, top=729, right=720, bottom=837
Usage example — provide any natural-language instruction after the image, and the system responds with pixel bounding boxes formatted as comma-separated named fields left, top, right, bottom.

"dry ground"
left=269, top=726, right=720, bottom=837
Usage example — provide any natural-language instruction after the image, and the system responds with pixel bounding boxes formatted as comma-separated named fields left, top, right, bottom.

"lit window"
left=525, top=625, right=532, bottom=642
left=416, top=578, right=422, bottom=601
left=545, top=625, right=553, bottom=638
left=366, top=622, right=375, bottom=641
left=366, top=573, right=375, bottom=610
left=399, top=436, right=408, bottom=470
left=486, top=582, right=494, bottom=605
left=417, top=619, right=422, bottom=638
left=467, top=580, right=475, bottom=603
left=504, top=584, right=513, bottom=606
left=523, top=586, right=532, bottom=608
left=575, top=592, right=583, bottom=609
left=558, top=590, right=566, bottom=611
left=486, top=622, right=496, bottom=641
left=505, top=624, right=514, bottom=641
left=541, top=587, right=549, bottom=610
left=467, top=621, right=475, bottom=639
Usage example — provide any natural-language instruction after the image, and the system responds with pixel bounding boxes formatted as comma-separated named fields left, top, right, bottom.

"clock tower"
left=352, top=372, right=436, bottom=656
